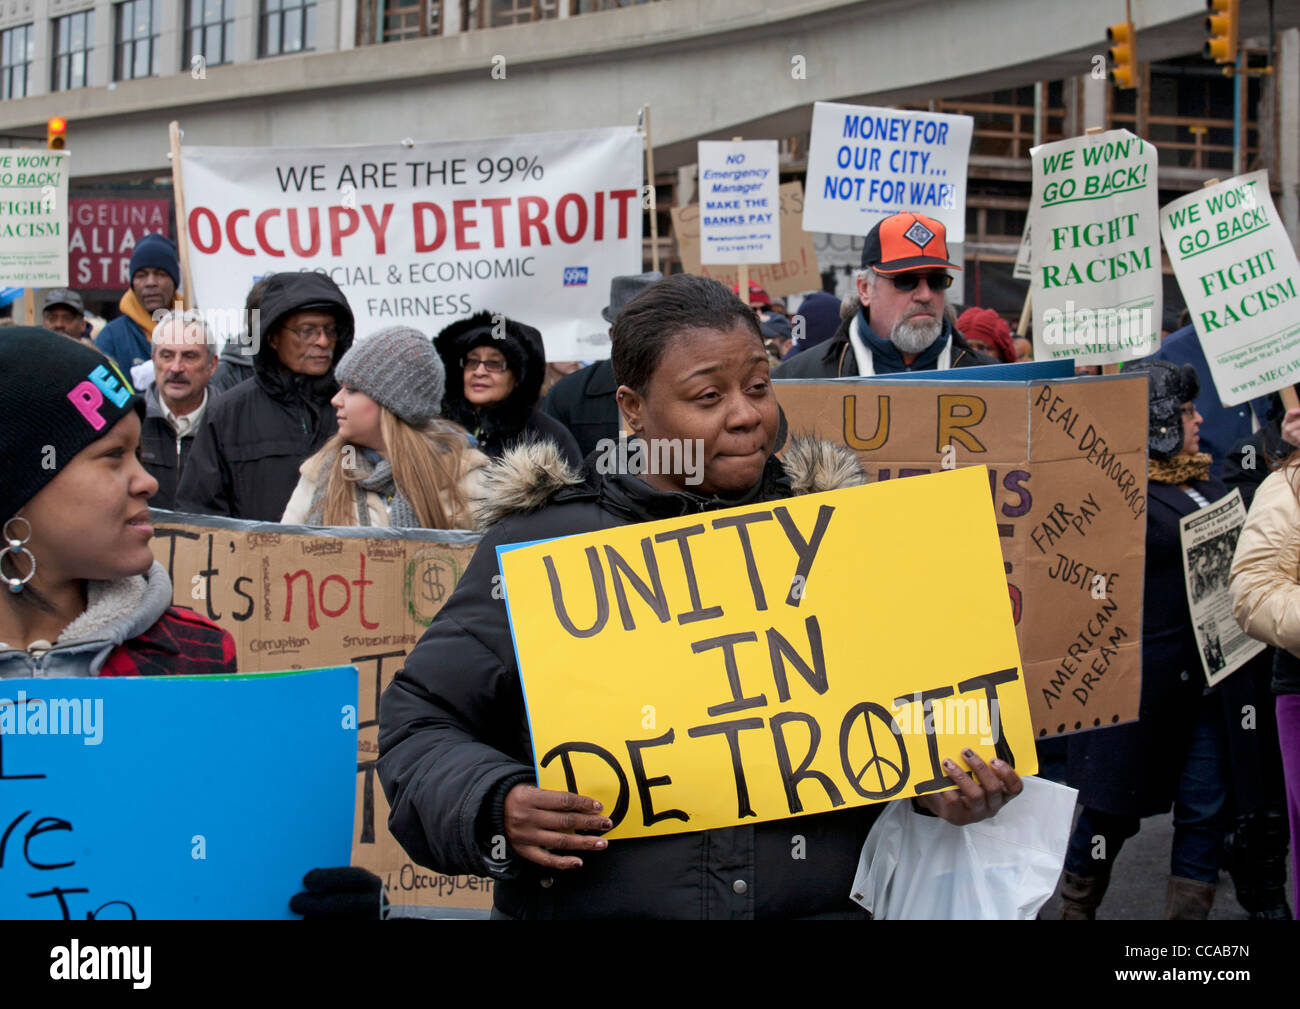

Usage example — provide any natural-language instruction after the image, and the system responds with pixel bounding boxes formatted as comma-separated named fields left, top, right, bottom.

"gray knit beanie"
left=334, top=326, right=445, bottom=425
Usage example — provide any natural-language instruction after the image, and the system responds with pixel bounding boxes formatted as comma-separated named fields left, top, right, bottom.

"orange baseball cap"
left=860, top=212, right=961, bottom=274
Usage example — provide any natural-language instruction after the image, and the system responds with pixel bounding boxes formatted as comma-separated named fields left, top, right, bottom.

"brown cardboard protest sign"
left=149, top=514, right=491, bottom=911
left=775, top=374, right=1148, bottom=737
left=672, top=181, right=820, bottom=298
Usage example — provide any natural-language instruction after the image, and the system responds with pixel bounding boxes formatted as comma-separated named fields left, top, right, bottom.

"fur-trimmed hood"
left=472, top=435, right=865, bottom=531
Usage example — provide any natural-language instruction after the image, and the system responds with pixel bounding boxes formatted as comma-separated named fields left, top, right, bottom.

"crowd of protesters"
left=2, top=211, right=1297, bottom=921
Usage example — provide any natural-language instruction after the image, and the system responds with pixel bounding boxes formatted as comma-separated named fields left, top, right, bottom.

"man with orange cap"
left=775, top=212, right=995, bottom=378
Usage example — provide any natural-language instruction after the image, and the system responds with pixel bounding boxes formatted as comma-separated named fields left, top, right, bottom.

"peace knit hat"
left=0, top=327, right=144, bottom=522
left=129, top=233, right=180, bottom=288
left=334, top=326, right=445, bottom=426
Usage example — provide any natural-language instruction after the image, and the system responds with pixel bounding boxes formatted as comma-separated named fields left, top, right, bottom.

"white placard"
left=0, top=149, right=70, bottom=286
left=696, top=140, right=780, bottom=264
left=1029, top=129, right=1161, bottom=365
left=180, top=127, right=643, bottom=361
left=802, top=102, right=972, bottom=240
left=1160, top=171, right=1300, bottom=405
left=1013, top=219, right=1033, bottom=281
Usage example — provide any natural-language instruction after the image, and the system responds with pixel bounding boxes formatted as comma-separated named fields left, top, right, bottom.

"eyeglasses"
left=283, top=323, right=339, bottom=342
left=462, top=356, right=509, bottom=374
left=887, top=272, right=954, bottom=292
left=1179, top=405, right=1198, bottom=418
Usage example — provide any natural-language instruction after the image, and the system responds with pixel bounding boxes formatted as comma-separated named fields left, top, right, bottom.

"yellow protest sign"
left=499, top=465, right=1037, bottom=840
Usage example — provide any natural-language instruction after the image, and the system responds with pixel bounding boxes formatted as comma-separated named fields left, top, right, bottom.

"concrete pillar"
left=1080, top=70, right=1107, bottom=133
left=232, top=0, right=256, bottom=62
left=337, top=0, right=356, bottom=48
left=315, top=0, right=340, bottom=50
left=90, top=0, right=112, bottom=87
left=29, top=8, right=50, bottom=99
left=159, top=0, right=182, bottom=76
left=1280, top=29, right=1299, bottom=250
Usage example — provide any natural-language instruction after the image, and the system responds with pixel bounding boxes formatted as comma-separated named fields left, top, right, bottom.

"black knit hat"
left=0, top=327, right=145, bottom=521
left=1125, top=358, right=1200, bottom=461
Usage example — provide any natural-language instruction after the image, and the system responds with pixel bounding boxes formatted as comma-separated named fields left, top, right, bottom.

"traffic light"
left=46, top=116, right=67, bottom=150
left=1107, top=20, right=1137, bottom=89
left=1205, top=0, right=1239, bottom=64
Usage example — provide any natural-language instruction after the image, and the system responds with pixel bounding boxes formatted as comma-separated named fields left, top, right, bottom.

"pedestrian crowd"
left=1, top=210, right=1296, bottom=921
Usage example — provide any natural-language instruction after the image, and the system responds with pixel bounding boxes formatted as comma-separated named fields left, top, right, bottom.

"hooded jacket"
left=434, top=312, right=582, bottom=469
left=0, top=561, right=236, bottom=678
left=773, top=308, right=993, bottom=379
left=378, top=436, right=887, bottom=919
left=94, top=290, right=157, bottom=370
left=176, top=272, right=355, bottom=520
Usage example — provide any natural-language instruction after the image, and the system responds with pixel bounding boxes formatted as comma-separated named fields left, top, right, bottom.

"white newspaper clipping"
left=1178, top=488, right=1266, bottom=686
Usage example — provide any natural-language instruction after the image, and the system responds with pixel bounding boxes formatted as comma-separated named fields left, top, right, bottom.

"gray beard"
left=890, top=316, right=943, bottom=355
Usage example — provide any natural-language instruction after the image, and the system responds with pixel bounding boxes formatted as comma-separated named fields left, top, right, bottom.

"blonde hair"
left=316, top=407, right=472, bottom=529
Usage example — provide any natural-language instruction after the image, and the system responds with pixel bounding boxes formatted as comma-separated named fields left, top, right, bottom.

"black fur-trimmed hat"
left=1125, top=358, right=1200, bottom=461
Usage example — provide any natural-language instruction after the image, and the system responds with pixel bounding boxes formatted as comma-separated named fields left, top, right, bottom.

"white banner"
left=180, top=127, right=643, bottom=360
left=1160, top=171, right=1300, bottom=406
left=696, top=140, right=780, bottom=264
left=0, top=149, right=69, bottom=286
left=1029, top=129, right=1161, bottom=366
left=802, top=102, right=972, bottom=240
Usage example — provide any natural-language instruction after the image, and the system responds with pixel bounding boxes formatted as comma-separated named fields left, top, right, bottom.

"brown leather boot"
left=1165, top=876, right=1216, bottom=920
left=1060, top=869, right=1111, bottom=919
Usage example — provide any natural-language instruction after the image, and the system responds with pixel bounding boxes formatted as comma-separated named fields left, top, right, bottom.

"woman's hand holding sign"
left=504, top=784, right=612, bottom=870
left=915, top=749, right=1024, bottom=825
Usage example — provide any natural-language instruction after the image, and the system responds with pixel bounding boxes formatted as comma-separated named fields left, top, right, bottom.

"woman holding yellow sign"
left=378, top=275, right=1022, bottom=919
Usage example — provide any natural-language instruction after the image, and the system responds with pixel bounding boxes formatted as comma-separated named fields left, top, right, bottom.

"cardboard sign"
left=498, top=466, right=1036, bottom=840
left=802, top=102, right=973, bottom=240
left=1159, top=171, right=1300, bottom=405
left=776, top=374, right=1148, bottom=737
left=0, top=149, right=69, bottom=286
left=696, top=140, right=781, bottom=264
left=672, top=182, right=819, bottom=298
left=181, top=127, right=642, bottom=361
left=1029, top=129, right=1161, bottom=365
left=149, top=513, right=489, bottom=911
left=0, top=669, right=355, bottom=920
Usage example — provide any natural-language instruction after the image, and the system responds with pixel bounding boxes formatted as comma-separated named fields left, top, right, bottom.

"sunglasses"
left=887, top=272, right=954, bottom=292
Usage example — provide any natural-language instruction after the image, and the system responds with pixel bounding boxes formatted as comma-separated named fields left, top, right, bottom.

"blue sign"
left=0, top=667, right=357, bottom=920
left=563, top=266, right=589, bottom=286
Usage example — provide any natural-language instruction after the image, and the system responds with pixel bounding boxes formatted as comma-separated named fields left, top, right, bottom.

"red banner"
left=68, top=197, right=171, bottom=290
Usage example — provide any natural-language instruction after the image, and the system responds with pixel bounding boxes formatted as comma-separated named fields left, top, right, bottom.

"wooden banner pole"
left=641, top=105, right=659, bottom=274
left=169, top=121, right=195, bottom=311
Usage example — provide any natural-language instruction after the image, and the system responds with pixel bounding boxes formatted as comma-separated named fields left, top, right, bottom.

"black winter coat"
left=1067, top=477, right=1255, bottom=816
left=139, top=384, right=210, bottom=510
left=175, top=272, right=355, bottom=520
left=774, top=311, right=994, bottom=379
left=377, top=438, right=882, bottom=919
left=434, top=311, right=582, bottom=469
left=539, top=359, right=619, bottom=460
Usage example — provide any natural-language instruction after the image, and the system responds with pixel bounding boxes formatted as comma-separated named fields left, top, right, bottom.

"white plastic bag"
left=850, top=776, right=1077, bottom=920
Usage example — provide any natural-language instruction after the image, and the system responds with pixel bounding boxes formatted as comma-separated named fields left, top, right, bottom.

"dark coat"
left=773, top=310, right=994, bottom=379
left=539, top=359, right=618, bottom=460
left=139, top=384, right=212, bottom=510
left=174, top=272, right=355, bottom=520
left=208, top=339, right=256, bottom=396
left=1067, top=477, right=1255, bottom=817
left=377, top=438, right=881, bottom=919
left=434, top=312, right=583, bottom=469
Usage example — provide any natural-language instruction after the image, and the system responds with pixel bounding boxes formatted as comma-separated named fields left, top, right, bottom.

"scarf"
left=118, top=289, right=160, bottom=337
left=1148, top=451, right=1212, bottom=485
left=857, top=307, right=949, bottom=374
left=304, top=446, right=420, bottom=528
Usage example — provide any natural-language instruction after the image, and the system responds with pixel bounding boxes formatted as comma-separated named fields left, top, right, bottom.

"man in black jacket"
left=176, top=272, right=355, bottom=520
left=540, top=272, right=662, bottom=459
left=140, top=312, right=219, bottom=509
left=775, top=212, right=994, bottom=378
